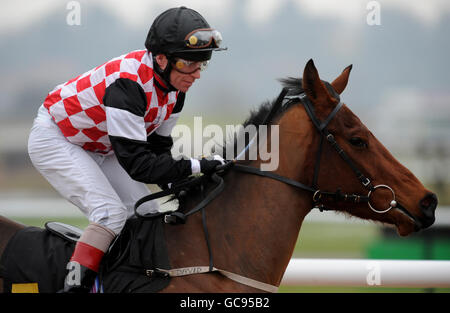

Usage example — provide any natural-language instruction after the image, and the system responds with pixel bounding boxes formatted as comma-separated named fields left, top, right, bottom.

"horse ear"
left=331, top=64, right=352, bottom=94
left=302, top=59, right=334, bottom=106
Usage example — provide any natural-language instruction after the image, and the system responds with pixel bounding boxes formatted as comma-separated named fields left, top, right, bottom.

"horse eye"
left=349, top=137, right=367, bottom=148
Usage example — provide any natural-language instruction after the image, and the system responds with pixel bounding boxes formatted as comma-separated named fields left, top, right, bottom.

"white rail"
left=281, top=258, right=450, bottom=288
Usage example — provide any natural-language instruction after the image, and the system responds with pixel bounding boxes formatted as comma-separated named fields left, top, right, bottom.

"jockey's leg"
left=64, top=222, right=115, bottom=292
left=27, top=106, right=128, bottom=292
left=98, top=153, right=161, bottom=218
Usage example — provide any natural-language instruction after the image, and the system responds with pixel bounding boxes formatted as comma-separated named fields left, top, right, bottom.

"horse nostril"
left=419, top=192, right=437, bottom=223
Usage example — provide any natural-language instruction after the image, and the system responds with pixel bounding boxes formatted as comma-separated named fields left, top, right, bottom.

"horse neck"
left=0, top=216, right=24, bottom=257
left=206, top=106, right=317, bottom=286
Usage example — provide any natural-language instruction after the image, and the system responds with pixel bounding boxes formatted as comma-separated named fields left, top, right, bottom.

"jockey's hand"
left=200, top=155, right=225, bottom=175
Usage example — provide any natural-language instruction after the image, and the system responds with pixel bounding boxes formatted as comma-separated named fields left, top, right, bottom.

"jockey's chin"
left=170, top=67, right=200, bottom=93
left=177, top=82, right=194, bottom=93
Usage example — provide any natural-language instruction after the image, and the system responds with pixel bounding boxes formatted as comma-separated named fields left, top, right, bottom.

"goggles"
left=173, top=58, right=209, bottom=74
left=184, top=28, right=223, bottom=49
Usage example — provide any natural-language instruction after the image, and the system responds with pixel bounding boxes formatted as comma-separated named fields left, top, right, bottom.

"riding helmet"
left=145, top=6, right=224, bottom=62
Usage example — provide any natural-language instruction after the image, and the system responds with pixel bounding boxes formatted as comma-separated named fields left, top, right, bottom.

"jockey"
left=27, top=6, right=226, bottom=292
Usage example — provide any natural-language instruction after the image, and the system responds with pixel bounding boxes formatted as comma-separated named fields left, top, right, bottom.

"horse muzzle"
left=418, top=192, right=438, bottom=229
left=394, top=192, right=437, bottom=234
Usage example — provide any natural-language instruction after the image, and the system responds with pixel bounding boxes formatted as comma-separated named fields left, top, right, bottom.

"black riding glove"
left=200, top=158, right=223, bottom=175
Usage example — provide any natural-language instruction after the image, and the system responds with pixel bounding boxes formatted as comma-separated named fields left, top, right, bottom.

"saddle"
left=0, top=216, right=171, bottom=293
left=45, top=221, right=82, bottom=243
left=1, top=171, right=229, bottom=293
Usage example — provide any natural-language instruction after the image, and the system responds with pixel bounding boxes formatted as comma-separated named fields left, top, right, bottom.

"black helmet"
left=145, top=6, right=226, bottom=62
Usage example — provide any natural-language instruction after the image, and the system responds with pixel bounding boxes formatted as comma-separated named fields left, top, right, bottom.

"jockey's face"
left=169, top=62, right=201, bottom=93
left=155, top=54, right=201, bottom=92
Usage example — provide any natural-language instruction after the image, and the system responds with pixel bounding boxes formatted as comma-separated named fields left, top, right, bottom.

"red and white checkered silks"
left=43, top=50, right=178, bottom=154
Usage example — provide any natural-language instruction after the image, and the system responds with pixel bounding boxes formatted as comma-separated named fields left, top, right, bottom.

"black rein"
left=231, top=88, right=374, bottom=212
left=134, top=87, right=375, bottom=222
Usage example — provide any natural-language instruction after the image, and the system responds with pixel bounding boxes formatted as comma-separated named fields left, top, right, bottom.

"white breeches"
left=27, top=105, right=159, bottom=234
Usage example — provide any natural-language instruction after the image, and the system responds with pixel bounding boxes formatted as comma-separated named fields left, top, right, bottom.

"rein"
left=132, top=87, right=399, bottom=293
left=133, top=170, right=278, bottom=292
left=233, top=88, right=398, bottom=214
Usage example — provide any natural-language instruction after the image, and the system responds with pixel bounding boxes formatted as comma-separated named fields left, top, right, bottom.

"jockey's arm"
left=103, top=78, right=198, bottom=184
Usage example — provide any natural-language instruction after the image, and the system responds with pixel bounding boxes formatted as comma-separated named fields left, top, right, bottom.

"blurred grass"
left=294, top=222, right=379, bottom=259
left=14, top=216, right=89, bottom=229
left=14, top=217, right=379, bottom=259
left=12, top=216, right=450, bottom=292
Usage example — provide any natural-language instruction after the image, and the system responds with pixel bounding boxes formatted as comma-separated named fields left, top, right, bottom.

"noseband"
left=233, top=87, right=398, bottom=214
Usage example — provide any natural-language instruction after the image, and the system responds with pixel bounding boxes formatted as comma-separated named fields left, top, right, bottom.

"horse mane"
left=171, top=76, right=339, bottom=210
left=219, top=77, right=304, bottom=160
left=244, top=77, right=304, bottom=128
left=239, top=76, right=339, bottom=134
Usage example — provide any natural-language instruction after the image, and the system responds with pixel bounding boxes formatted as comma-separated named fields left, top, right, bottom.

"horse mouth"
left=392, top=202, right=423, bottom=236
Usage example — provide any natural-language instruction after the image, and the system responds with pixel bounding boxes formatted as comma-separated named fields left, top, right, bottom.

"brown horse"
left=0, top=60, right=437, bottom=293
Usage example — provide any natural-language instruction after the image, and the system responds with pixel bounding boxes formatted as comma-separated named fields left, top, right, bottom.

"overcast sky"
left=2, top=0, right=450, bottom=36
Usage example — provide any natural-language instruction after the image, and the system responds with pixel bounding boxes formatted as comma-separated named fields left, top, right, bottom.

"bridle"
left=232, top=87, right=398, bottom=214
left=132, top=86, right=406, bottom=293
left=135, top=87, right=400, bottom=221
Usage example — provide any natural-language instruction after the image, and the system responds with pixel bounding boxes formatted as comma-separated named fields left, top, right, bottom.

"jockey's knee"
left=88, top=207, right=128, bottom=236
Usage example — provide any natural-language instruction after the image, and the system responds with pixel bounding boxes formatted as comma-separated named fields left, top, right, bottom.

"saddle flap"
left=45, top=222, right=83, bottom=243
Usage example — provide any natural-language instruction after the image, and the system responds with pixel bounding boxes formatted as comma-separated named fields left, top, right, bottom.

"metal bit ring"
left=367, top=184, right=397, bottom=214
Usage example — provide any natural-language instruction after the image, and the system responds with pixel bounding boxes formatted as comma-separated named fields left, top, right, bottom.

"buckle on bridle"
left=326, top=133, right=335, bottom=143
left=362, top=177, right=371, bottom=187
left=145, top=268, right=170, bottom=278
left=313, top=190, right=322, bottom=202
left=164, top=212, right=186, bottom=224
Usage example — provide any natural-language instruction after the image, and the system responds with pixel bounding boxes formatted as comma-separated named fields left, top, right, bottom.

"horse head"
left=289, top=59, right=437, bottom=236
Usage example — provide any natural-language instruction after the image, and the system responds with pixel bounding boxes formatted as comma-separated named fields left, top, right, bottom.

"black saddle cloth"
left=0, top=217, right=171, bottom=293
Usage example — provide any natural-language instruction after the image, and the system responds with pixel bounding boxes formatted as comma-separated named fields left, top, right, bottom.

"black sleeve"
left=108, top=136, right=192, bottom=184
left=147, top=132, right=174, bottom=156
left=104, top=78, right=147, bottom=115
left=104, top=78, right=192, bottom=184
